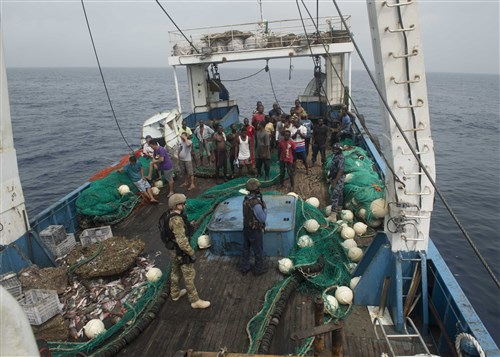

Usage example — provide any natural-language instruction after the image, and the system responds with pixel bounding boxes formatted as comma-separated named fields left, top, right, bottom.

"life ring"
left=455, top=332, right=485, bottom=357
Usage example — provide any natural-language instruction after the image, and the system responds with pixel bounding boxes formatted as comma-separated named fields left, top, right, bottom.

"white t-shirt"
left=143, top=142, right=154, bottom=157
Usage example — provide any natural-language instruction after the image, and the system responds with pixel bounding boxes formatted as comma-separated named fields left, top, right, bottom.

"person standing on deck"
left=328, top=143, right=345, bottom=222
left=264, top=116, right=276, bottom=150
left=241, top=178, right=268, bottom=276
left=117, top=156, right=158, bottom=204
left=164, top=194, right=210, bottom=309
left=178, top=132, right=195, bottom=191
left=179, top=120, right=198, bottom=168
left=268, top=102, right=282, bottom=118
left=227, top=124, right=239, bottom=178
left=311, top=119, right=329, bottom=167
left=194, top=120, right=214, bottom=166
left=292, top=99, right=307, bottom=119
left=255, top=121, right=271, bottom=181
left=235, top=128, right=254, bottom=177
left=331, top=105, right=353, bottom=146
left=251, top=104, right=266, bottom=128
left=290, top=118, right=310, bottom=176
left=242, top=117, right=255, bottom=166
left=213, top=124, right=228, bottom=183
left=149, top=140, right=175, bottom=198
left=278, top=130, right=296, bottom=191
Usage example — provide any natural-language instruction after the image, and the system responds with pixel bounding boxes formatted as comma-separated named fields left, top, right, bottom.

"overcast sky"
left=1, top=0, right=499, bottom=74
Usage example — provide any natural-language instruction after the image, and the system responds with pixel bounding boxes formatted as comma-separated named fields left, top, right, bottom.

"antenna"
left=258, top=0, right=263, bottom=24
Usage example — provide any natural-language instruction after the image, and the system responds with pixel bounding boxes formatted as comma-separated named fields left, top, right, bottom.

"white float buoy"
left=370, top=198, right=388, bottom=218
left=305, top=197, right=320, bottom=208
left=151, top=187, right=160, bottom=196
left=340, top=210, right=354, bottom=222
left=324, top=295, right=339, bottom=314
left=341, top=226, right=356, bottom=240
left=118, top=185, right=130, bottom=196
left=146, top=267, right=163, bottom=282
left=353, top=222, right=368, bottom=235
left=154, top=180, right=164, bottom=189
left=304, top=219, right=320, bottom=233
left=278, top=258, right=294, bottom=274
left=350, top=276, right=361, bottom=290
left=84, top=319, right=106, bottom=339
left=297, top=235, right=314, bottom=248
left=335, top=286, right=354, bottom=305
left=341, top=239, right=357, bottom=250
left=197, top=234, right=211, bottom=249
left=348, top=247, right=363, bottom=262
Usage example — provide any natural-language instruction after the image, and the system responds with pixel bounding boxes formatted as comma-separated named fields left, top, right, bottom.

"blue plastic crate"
left=207, top=195, right=296, bottom=256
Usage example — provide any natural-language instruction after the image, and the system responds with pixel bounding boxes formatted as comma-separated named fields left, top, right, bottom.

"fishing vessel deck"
left=111, top=175, right=436, bottom=356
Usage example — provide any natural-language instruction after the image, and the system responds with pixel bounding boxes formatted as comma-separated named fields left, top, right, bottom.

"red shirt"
left=252, top=112, right=265, bottom=128
left=245, top=124, right=255, bottom=140
left=278, top=139, right=296, bottom=163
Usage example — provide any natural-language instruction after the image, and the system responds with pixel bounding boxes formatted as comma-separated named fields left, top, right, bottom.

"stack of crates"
left=39, top=225, right=77, bottom=258
left=19, top=289, right=61, bottom=325
left=79, top=226, right=113, bottom=247
left=0, top=272, right=22, bottom=298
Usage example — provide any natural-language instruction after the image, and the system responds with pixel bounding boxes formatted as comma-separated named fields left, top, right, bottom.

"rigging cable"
left=155, top=0, right=200, bottom=54
left=330, top=0, right=499, bottom=289
left=266, top=61, right=281, bottom=107
left=80, top=0, right=134, bottom=153
left=221, top=66, right=267, bottom=82
left=297, top=0, right=405, bottom=197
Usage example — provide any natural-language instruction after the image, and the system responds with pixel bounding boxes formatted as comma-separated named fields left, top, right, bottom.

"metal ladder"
left=374, top=316, right=434, bottom=357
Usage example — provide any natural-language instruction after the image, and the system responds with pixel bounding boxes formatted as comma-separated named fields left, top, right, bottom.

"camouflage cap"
left=168, top=193, right=187, bottom=209
left=245, top=178, right=261, bottom=191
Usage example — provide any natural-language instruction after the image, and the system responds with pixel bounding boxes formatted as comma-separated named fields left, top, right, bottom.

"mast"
left=367, top=0, right=435, bottom=252
left=0, top=25, right=29, bottom=246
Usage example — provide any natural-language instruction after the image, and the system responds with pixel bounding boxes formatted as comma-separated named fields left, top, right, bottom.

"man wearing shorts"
left=149, top=140, right=175, bottom=197
left=119, top=156, right=158, bottom=203
left=194, top=120, right=214, bottom=166
left=290, top=118, right=310, bottom=175
left=213, top=125, right=228, bottom=183
left=178, top=132, right=195, bottom=191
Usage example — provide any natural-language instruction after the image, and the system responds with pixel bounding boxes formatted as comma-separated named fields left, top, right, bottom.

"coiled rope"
left=455, top=333, right=485, bottom=357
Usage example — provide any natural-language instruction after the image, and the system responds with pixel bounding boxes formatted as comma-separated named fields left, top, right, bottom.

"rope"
left=155, top=0, right=199, bottom=54
left=455, top=333, right=485, bottom=357
left=266, top=63, right=280, bottom=107
left=68, top=241, right=103, bottom=275
left=79, top=0, right=134, bottom=153
left=331, top=0, right=500, bottom=290
left=221, top=67, right=266, bottom=82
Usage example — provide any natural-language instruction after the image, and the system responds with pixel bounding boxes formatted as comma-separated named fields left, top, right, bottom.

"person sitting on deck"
left=118, top=155, right=158, bottom=204
left=331, top=105, right=354, bottom=146
left=142, top=135, right=154, bottom=159
left=148, top=140, right=175, bottom=198
left=194, top=120, right=214, bottom=166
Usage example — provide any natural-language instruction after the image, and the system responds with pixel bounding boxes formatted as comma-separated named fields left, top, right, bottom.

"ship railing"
left=168, top=16, right=351, bottom=56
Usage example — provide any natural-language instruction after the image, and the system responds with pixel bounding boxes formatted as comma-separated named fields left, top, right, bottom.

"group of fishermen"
left=133, top=100, right=353, bottom=310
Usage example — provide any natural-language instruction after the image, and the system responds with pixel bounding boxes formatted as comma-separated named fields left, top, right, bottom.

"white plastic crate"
left=79, top=226, right=113, bottom=247
left=40, top=225, right=67, bottom=246
left=0, top=272, right=22, bottom=298
left=19, top=289, right=61, bottom=325
left=44, top=233, right=77, bottom=258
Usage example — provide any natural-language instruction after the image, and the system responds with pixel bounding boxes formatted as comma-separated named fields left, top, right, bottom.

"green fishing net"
left=75, top=156, right=158, bottom=225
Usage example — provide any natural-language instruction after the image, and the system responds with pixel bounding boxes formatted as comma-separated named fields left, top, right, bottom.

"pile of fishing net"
left=75, top=155, right=156, bottom=225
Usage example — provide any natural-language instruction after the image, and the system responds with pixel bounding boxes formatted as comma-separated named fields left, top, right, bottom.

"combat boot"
left=191, top=299, right=211, bottom=309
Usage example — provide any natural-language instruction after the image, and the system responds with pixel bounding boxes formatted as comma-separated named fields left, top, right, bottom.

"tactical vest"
left=243, top=196, right=265, bottom=230
left=163, top=211, right=193, bottom=257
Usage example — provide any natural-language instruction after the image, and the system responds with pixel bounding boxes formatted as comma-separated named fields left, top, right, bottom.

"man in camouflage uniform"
left=241, top=178, right=268, bottom=275
left=328, top=143, right=345, bottom=222
left=165, top=194, right=210, bottom=309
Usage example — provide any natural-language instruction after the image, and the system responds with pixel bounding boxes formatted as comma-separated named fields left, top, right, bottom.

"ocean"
left=6, top=67, right=500, bottom=344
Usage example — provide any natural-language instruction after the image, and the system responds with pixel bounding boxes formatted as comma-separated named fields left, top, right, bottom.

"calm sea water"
left=7, top=67, right=500, bottom=343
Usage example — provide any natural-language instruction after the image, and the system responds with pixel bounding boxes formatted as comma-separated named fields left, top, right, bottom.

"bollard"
left=313, top=295, right=325, bottom=354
